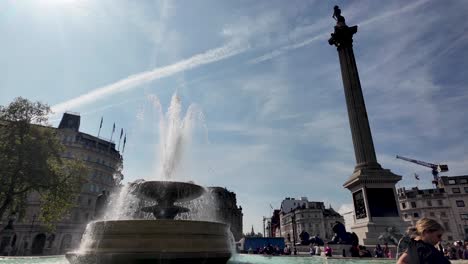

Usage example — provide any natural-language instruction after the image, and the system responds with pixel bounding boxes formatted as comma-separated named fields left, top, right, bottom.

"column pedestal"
left=344, top=168, right=408, bottom=245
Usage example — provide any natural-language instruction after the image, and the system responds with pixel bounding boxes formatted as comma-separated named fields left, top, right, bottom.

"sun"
left=40, top=0, right=80, bottom=7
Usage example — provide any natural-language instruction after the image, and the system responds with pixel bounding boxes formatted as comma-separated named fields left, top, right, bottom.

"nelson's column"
left=328, top=6, right=407, bottom=245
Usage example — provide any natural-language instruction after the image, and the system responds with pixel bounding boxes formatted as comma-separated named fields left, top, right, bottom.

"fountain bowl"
left=66, top=220, right=232, bottom=264
left=132, top=181, right=205, bottom=203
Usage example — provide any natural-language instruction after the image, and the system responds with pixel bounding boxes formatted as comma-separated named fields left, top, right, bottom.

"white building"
left=279, top=197, right=343, bottom=244
left=397, top=175, right=468, bottom=242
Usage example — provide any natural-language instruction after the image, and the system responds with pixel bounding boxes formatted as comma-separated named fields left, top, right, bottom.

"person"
left=309, top=244, right=315, bottom=256
left=383, top=243, right=390, bottom=258
left=374, top=244, right=384, bottom=258
left=397, top=218, right=450, bottom=264
left=456, top=241, right=463, bottom=259
left=315, top=243, right=321, bottom=256
left=350, top=242, right=360, bottom=257
left=324, top=243, right=332, bottom=257
left=283, top=245, right=291, bottom=255
left=463, top=244, right=468, bottom=259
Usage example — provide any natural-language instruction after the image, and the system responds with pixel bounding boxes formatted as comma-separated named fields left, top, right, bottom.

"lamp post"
left=0, top=212, right=17, bottom=255
left=24, top=214, right=36, bottom=255
left=291, top=209, right=297, bottom=255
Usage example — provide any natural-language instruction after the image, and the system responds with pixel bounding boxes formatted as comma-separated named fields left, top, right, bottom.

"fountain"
left=65, top=181, right=232, bottom=264
left=66, top=94, right=232, bottom=264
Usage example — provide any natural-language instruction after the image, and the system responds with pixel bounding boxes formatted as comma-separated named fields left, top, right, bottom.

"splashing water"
left=102, top=93, right=207, bottom=221
left=151, top=93, right=203, bottom=181
left=102, top=183, right=140, bottom=220
left=77, top=93, right=213, bottom=253
left=178, top=189, right=219, bottom=222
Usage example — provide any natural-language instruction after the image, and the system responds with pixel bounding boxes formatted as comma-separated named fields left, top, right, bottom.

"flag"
left=269, top=204, right=273, bottom=210
left=414, top=173, right=420, bottom=180
left=99, top=117, right=103, bottom=129
left=119, top=128, right=123, bottom=139
left=112, top=123, right=115, bottom=133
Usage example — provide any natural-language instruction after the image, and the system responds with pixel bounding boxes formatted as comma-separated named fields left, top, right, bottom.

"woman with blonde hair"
left=397, top=218, right=450, bottom=264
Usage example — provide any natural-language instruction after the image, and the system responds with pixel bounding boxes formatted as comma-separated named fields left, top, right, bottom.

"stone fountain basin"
left=132, top=181, right=205, bottom=203
left=66, top=220, right=232, bottom=264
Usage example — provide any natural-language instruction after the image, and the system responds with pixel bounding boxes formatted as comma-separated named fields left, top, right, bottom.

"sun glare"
left=39, top=0, right=80, bottom=8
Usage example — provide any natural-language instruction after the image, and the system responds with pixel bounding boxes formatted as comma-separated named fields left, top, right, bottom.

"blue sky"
left=1, top=0, right=468, bottom=234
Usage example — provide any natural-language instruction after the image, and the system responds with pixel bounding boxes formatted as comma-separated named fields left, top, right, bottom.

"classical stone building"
left=397, top=175, right=468, bottom=242
left=0, top=112, right=123, bottom=256
left=279, top=197, right=343, bottom=244
left=206, top=187, right=243, bottom=241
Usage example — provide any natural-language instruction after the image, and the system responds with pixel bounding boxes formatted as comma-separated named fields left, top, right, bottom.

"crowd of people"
left=246, top=218, right=468, bottom=262
left=247, top=244, right=291, bottom=255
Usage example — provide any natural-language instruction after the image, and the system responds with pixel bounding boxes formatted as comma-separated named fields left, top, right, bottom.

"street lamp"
left=291, top=209, right=297, bottom=255
left=0, top=212, right=17, bottom=255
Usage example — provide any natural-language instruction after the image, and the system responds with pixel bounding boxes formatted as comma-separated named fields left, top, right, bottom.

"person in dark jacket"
left=397, top=218, right=450, bottom=264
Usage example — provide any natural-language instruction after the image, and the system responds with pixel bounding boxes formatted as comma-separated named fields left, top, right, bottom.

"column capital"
left=328, top=24, right=358, bottom=49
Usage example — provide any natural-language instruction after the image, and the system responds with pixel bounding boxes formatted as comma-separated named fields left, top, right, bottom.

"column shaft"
left=338, top=46, right=381, bottom=170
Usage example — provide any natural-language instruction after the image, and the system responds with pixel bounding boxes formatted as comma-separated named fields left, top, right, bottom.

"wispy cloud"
left=248, top=33, right=327, bottom=64
left=51, top=41, right=249, bottom=114
left=248, top=0, right=430, bottom=64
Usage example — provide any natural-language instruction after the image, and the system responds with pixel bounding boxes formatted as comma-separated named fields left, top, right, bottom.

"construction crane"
left=396, top=155, right=448, bottom=187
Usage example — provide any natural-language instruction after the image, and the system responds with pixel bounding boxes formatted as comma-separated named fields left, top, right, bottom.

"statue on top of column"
left=328, top=5, right=357, bottom=47
left=332, top=5, right=346, bottom=25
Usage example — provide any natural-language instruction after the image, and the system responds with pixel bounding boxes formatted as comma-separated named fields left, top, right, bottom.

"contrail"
left=249, top=0, right=429, bottom=64
left=51, top=41, right=249, bottom=114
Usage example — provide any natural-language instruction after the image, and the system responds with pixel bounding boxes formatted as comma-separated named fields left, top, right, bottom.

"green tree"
left=0, top=97, right=87, bottom=228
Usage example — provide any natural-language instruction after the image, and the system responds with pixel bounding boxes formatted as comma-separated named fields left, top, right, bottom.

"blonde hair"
left=406, top=218, right=444, bottom=238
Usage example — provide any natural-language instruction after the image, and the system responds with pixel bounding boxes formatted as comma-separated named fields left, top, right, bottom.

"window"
left=448, top=179, right=456, bottom=185
left=88, top=199, right=92, bottom=206
left=413, top=212, right=419, bottom=218
left=401, top=202, right=406, bottom=209
left=460, top=214, right=468, bottom=220
left=452, top=188, right=461, bottom=193
left=456, top=200, right=465, bottom=207
left=460, top=179, right=467, bottom=184
left=404, top=214, right=408, bottom=219
left=443, top=222, right=450, bottom=231
left=427, top=200, right=432, bottom=206
left=464, top=187, right=468, bottom=193
left=437, top=200, right=443, bottom=206
left=448, top=236, right=453, bottom=241
left=411, top=202, right=417, bottom=208
left=73, top=212, right=80, bottom=222
left=441, top=211, right=447, bottom=217
left=429, top=212, right=435, bottom=217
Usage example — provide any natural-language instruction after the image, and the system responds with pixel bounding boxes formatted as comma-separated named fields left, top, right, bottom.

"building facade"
left=206, top=187, right=243, bottom=241
left=0, top=113, right=123, bottom=256
left=397, top=175, right=468, bottom=242
left=279, top=197, right=343, bottom=244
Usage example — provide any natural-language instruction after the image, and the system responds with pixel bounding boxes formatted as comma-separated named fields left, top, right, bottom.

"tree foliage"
left=0, top=97, right=87, bottom=228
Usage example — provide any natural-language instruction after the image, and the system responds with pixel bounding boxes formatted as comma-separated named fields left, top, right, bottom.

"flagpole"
left=110, top=123, right=115, bottom=142
left=97, top=117, right=103, bottom=138
left=122, top=134, right=127, bottom=154
left=118, top=128, right=123, bottom=151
